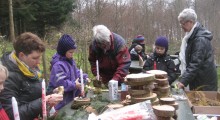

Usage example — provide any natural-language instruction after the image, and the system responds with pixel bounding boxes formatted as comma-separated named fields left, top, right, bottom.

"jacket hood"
left=193, top=22, right=213, bottom=41
left=1, top=52, right=20, bottom=73
left=50, top=53, right=73, bottom=66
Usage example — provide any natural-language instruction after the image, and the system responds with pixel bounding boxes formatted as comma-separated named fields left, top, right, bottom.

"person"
left=0, top=64, right=10, bottom=120
left=143, top=36, right=176, bottom=85
left=129, top=35, right=146, bottom=53
left=0, top=32, right=63, bottom=120
left=177, top=8, right=218, bottom=91
left=88, top=25, right=131, bottom=86
left=130, top=45, right=147, bottom=61
left=48, top=34, right=89, bottom=110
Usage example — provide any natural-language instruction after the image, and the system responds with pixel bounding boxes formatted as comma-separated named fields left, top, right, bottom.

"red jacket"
left=89, top=33, right=131, bottom=84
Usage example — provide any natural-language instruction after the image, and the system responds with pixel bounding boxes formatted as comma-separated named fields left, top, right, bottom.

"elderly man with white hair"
left=177, top=8, right=218, bottom=91
left=88, top=25, right=131, bottom=86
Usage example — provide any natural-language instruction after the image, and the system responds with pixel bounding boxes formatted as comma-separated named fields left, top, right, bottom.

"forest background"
left=0, top=0, right=220, bottom=88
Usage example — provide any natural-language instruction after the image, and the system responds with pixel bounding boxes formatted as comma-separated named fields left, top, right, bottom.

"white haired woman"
left=177, top=8, right=217, bottom=91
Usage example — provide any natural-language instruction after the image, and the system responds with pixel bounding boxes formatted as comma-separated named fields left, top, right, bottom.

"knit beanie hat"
left=155, top=36, right=169, bottom=52
left=133, top=35, right=145, bottom=44
left=57, top=34, right=77, bottom=56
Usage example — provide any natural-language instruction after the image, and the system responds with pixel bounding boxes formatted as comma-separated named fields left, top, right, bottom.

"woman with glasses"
left=177, top=8, right=217, bottom=91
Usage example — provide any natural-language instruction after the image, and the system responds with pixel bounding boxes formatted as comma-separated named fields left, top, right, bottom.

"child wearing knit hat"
left=143, top=36, right=177, bottom=85
left=48, top=34, right=90, bottom=110
left=129, top=35, right=146, bottom=53
left=130, top=45, right=147, bottom=61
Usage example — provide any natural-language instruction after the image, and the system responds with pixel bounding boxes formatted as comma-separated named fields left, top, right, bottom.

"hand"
left=75, top=78, right=81, bottom=89
left=46, top=94, right=63, bottom=107
left=86, top=78, right=91, bottom=84
left=177, top=82, right=185, bottom=89
left=95, top=75, right=102, bottom=81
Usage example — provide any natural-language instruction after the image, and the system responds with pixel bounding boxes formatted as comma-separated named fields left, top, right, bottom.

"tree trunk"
left=8, top=0, right=15, bottom=41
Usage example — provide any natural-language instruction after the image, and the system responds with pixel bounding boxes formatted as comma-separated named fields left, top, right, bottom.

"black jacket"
left=180, top=22, right=218, bottom=91
left=143, top=53, right=177, bottom=85
left=0, top=53, right=42, bottom=120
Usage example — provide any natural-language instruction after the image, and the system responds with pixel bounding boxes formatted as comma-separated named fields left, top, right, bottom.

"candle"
left=12, top=97, right=20, bottom=120
left=42, top=79, right=47, bottom=120
left=96, top=60, right=99, bottom=80
left=80, top=68, right=84, bottom=96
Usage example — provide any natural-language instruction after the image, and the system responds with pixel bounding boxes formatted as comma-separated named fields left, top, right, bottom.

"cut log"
left=125, top=73, right=155, bottom=82
left=131, top=93, right=157, bottom=103
left=158, top=85, right=170, bottom=93
left=129, top=89, right=152, bottom=98
left=146, top=70, right=167, bottom=79
left=156, top=116, right=173, bottom=120
left=160, top=97, right=175, bottom=105
left=153, top=105, right=175, bottom=117
left=155, top=78, right=169, bottom=87
left=107, top=104, right=124, bottom=109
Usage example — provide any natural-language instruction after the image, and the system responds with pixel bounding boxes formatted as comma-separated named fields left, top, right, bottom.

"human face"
left=155, top=45, right=165, bottom=55
left=179, top=20, right=194, bottom=32
left=0, top=71, right=6, bottom=92
left=96, top=41, right=111, bottom=52
left=65, top=49, right=75, bottom=59
left=19, top=51, right=42, bottom=69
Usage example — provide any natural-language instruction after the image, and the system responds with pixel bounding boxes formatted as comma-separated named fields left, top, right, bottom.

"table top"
left=54, top=90, right=195, bottom=120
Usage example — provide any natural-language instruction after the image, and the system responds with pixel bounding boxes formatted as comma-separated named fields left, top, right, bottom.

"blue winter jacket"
left=48, top=53, right=88, bottom=110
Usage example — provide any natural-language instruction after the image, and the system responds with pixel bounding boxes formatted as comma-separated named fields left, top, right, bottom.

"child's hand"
left=75, top=78, right=81, bottom=89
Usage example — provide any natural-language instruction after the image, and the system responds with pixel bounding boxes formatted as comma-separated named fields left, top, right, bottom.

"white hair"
left=178, top=8, right=197, bottom=23
left=0, top=64, right=8, bottom=78
left=92, top=25, right=111, bottom=43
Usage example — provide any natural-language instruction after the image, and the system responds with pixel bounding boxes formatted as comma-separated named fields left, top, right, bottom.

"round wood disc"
left=146, top=70, right=167, bottom=79
left=126, top=73, right=155, bottom=82
left=160, top=97, right=175, bottom=105
left=153, top=105, right=175, bottom=117
left=131, top=93, right=157, bottom=103
left=155, top=78, right=169, bottom=86
left=158, top=85, right=170, bottom=93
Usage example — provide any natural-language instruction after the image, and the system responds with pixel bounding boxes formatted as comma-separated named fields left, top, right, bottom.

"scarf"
left=10, top=52, right=42, bottom=80
left=179, top=22, right=197, bottom=75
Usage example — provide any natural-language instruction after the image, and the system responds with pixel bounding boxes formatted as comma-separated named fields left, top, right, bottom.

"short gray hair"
left=178, top=8, right=197, bottom=23
left=92, top=25, right=111, bottom=43
left=0, top=64, right=8, bottom=78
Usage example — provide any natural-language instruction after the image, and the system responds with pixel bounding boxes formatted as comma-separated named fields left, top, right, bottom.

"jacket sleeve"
left=50, top=62, right=76, bottom=92
left=112, top=45, right=131, bottom=81
left=180, top=38, right=207, bottom=86
left=88, top=44, right=97, bottom=76
left=166, top=60, right=177, bottom=85
left=143, top=57, right=153, bottom=72
left=0, top=73, right=42, bottom=120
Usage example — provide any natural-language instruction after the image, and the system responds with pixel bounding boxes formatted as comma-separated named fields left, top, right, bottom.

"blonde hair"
left=0, top=64, right=8, bottom=78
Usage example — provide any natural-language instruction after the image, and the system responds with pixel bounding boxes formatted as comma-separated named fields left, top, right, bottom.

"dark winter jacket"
left=88, top=33, right=131, bottom=85
left=130, top=48, right=147, bottom=61
left=0, top=52, right=43, bottom=120
left=48, top=53, right=88, bottom=110
left=129, top=42, right=145, bottom=53
left=180, top=22, right=218, bottom=91
left=143, top=53, right=177, bottom=85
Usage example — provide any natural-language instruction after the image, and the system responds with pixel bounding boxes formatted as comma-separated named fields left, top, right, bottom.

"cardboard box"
left=186, top=91, right=220, bottom=115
